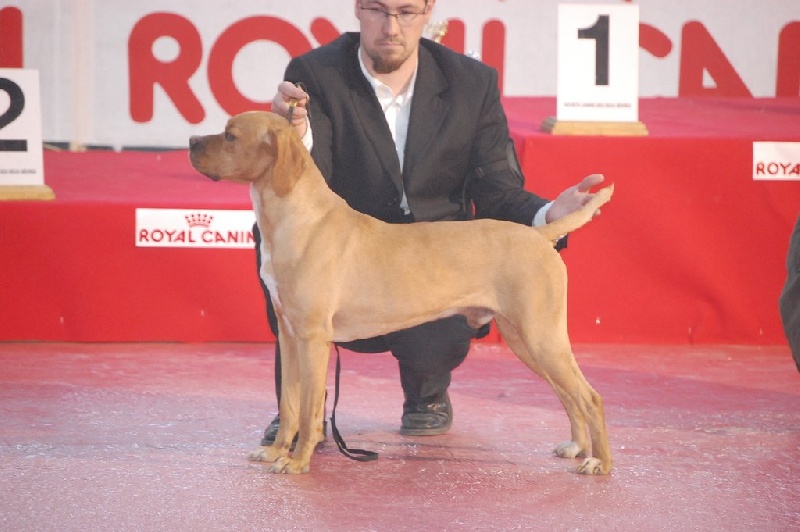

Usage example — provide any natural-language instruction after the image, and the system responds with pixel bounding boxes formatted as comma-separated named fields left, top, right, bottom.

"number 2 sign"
left=0, top=68, right=51, bottom=199
left=550, top=4, right=646, bottom=134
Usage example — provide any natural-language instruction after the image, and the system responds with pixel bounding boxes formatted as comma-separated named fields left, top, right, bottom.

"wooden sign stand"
left=0, top=184, right=55, bottom=200
left=541, top=117, right=648, bottom=136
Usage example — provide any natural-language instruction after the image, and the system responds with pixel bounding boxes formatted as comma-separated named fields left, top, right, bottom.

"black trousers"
left=780, top=215, right=800, bottom=373
left=254, top=225, right=480, bottom=409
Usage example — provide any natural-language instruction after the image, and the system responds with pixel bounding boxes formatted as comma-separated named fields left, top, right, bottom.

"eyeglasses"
left=358, top=3, right=429, bottom=27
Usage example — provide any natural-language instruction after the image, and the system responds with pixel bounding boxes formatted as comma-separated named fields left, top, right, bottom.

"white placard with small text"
left=0, top=69, right=44, bottom=186
left=556, top=4, right=640, bottom=122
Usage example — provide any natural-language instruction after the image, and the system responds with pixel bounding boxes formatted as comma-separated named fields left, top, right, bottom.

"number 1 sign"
left=0, top=69, right=53, bottom=200
left=543, top=4, right=647, bottom=136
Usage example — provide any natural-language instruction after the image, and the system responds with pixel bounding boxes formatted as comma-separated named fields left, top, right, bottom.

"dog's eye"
left=224, top=132, right=236, bottom=142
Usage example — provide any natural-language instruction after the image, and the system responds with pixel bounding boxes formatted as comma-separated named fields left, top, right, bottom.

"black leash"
left=330, top=345, right=379, bottom=462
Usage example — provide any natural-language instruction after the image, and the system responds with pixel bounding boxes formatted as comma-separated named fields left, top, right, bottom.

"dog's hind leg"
left=539, top=349, right=611, bottom=474
left=495, top=316, right=611, bottom=475
left=495, top=317, right=590, bottom=456
left=550, top=382, right=591, bottom=460
left=548, top=362, right=611, bottom=474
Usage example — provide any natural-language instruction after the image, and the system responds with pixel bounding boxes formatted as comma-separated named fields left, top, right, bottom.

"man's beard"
left=367, top=42, right=412, bottom=74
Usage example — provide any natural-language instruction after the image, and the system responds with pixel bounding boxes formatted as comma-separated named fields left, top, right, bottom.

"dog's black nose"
left=189, top=136, right=200, bottom=150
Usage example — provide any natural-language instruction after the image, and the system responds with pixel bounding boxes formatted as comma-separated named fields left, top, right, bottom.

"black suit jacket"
left=284, top=32, right=549, bottom=225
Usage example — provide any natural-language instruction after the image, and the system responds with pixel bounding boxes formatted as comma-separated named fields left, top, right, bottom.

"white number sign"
left=556, top=4, right=641, bottom=123
left=0, top=68, right=50, bottom=198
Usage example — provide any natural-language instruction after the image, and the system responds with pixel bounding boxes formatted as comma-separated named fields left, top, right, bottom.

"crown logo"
left=185, top=213, right=214, bottom=228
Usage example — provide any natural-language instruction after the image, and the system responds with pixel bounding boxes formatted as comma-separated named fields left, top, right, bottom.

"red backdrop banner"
left=1, top=98, right=798, bottom=344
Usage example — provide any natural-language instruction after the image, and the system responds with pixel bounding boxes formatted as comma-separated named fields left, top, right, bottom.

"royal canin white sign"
left=2, top=0, right=799, bottom=147
left=135, top=208, right=256, bottom=249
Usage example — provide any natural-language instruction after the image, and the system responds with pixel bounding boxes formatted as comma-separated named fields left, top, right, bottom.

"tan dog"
left=189, top=111, right=614, bottom=475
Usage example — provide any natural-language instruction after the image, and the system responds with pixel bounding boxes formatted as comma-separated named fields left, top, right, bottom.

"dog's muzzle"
left=188, top=136, right=220, bottom=181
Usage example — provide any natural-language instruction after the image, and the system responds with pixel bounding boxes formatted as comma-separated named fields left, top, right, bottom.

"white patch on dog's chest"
left=258, top=247, right=280, bottom=304
left=252, top=186, right=294, bottom=338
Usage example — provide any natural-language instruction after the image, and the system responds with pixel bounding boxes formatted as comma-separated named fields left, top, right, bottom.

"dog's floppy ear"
left=267, top=124, right=306, bottom=197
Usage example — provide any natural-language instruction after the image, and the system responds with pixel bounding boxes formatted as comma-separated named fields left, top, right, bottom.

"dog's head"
left=189, top=111, right=306, bottom=196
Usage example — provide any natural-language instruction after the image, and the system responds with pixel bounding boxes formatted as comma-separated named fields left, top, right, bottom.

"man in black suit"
left=256, top=0, right=605, bottom=444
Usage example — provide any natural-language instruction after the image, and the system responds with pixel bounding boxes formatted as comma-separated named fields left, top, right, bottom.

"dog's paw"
left=267, top=457, right=310, bottom=474
left=554, top=441, right=584, bottom=459
left=249, top=445, right=282, bottom=463
left=577, top=457, right=606, bottom=475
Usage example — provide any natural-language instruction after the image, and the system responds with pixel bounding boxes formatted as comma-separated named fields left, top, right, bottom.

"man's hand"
left=271, top=81, right=310, bottom=138
left=545, top=174, right=605, bottom=223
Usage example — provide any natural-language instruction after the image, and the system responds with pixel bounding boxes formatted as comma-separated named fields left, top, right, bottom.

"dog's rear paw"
left=267, top=456, right=310, bottom=474
left=554, top=441, right=584, bottom=459
left=577, top=457, right=608, bottom=475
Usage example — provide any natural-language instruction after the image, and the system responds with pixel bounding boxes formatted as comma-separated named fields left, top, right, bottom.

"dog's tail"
left=536, top=184, right=614, bottom=243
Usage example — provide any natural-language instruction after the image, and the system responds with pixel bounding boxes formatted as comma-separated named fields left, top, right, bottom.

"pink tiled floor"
left=1, top=342, right=798, bottom=531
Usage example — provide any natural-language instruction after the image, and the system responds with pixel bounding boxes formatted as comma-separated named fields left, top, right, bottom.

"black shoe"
left=260, top=414, right=328, bottom=449
left=475, top=322, right=491, bottom=339
left=400, top=393, right=453, bottom=436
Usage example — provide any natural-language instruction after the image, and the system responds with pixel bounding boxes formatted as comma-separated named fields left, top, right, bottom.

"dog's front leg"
left=249, top=330, right=300, bottom=467
left=267, top=336, right=330, bottom=474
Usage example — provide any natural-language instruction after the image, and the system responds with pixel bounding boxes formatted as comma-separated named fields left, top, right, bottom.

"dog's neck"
left=250, top=161, right=347, bottom=255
